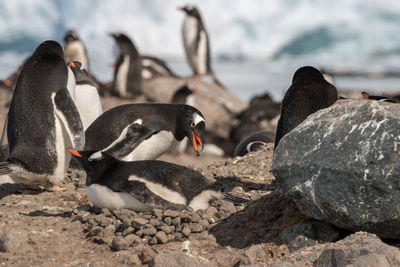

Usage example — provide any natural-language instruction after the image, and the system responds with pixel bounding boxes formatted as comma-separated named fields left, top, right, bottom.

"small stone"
left=116, top=251, right=141, bottom=266
left=208, top=218, right=216, bottom=224
left=112, top=209, right=137, bottom=220
left=219, top=201, right=237, bottom=215
left=190, top=223, right=204, bottom=233
left=215, top=211, right=226, bottom=219
left=0, top=228, right=28, bottom=253
left=122, top=227, right=135, bottom=237
left=167, top=234, right=175, bottom=242
left=158, top=225, right=174, bottom=234
left=101, top=208, right=112, bottom=217
left=137, top=226, right=157, bottom=237
left=149, top=218, right=161, bottom=227
left=149, top=236, right=158, bottom=245
left=199, top=219, right=209, bottom=228
left=95, top=214, right=113, bottom=227
left=155, top=231, right=168, bottom=244
left=189, top=213, right=201, bottom=223
left=142, top=213, right=153, bottom=220
left=122, top=218, right=133, bottom=229
left=75, top=210, right=91, bottom=223
left=163, top=209, right=180, bottom=218
left=112, top=237, right=129, bottom=251
left=202, top=206, right=218, bottom=220
left=131, top=218, right=149, bottom=229
left=172, top=217, right=181, bottom=226
left=174, top=232, right=183, bottom=240
left=104, top=225, right=116, bottom=235
left=140, top=246, right=156, bottom=264
left=88, top=226, right=103, bottom=237
left=115, top=219, right=124, bottom=232
left=152, top=209, right=163, bottom=219
left=175, top=224, right=182, bottom=233
left=182, top=225, right=191, bottom=237
left=163, top=217, right=172, bottom=225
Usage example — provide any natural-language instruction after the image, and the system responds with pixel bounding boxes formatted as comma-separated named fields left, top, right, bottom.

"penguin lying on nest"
left=68, top=149, right=248, bottom=211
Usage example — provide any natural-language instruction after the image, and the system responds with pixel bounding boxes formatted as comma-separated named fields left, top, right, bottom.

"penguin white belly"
left=115, top=55, right=130, bottom=96
left=122, top=130, right=175, bottom=161
left=183, top=17, right=199, bottom=71
left=188, top=190, right=222, bottom=211
left=67, top=66, right=77, bottom=101
left=86, top=184, right=151, bottom=211
left=128, top=175, right=187, bottom=205
left=74, top=84, right=103, bottom=130
left=65, top=41, right=89, bottom=71
left=196, top=31, right=208, bottom=75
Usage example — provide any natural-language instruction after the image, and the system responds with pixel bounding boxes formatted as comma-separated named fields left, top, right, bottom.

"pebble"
left=163, top=217, right=172, bottom=225
left=172, top=217, right=181, bottom=226
left=190, top=223, right=204, bottom=233
left=155, top=231, right=168, bottom=244
left=140, top=246, right=156, bottom=264
left=152, top=209, right=163, bottom=219
left=149, top=218, right=161, bottom=227
left=131, top=218, right=149, bottom=229
left=149, top=237, right=158, bottom=245
left=163, top=209, right=180, bottom=218
left=137, top=226, right=157, bottom=237
left=182, top=225, right=191, bottom=237
left=158, top=225, right=174, bottom=234
left=219, top=201, right=237, bottom=214
left=101, top=208, right=113, bottom=217
left=122, top=227, right=135, bottom=237
left=201, top=206, right=218, bottom=220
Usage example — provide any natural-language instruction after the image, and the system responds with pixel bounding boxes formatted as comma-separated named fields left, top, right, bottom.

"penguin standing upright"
left=63, top=30, right=90, bottom=71
left=274, top=66, right=339, bottom=149
left=0, top=41, right=85, bottom=188
left=110, top=33, right=142, bottom=98
left=178, top=5, right=224, bottom=87
left=68, top=149, right=247, bottom=211
left=84, top=103, right=205, bottom=161
left=68, top=61, right=103, bottom=130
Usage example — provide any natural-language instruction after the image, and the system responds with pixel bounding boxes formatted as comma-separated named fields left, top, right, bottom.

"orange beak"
left=70, top=62, right=77, bottom=68
left=192, top=131, right=203, bottom=156
left=109, top=62, right=116, bottom=67
left=177, top=6, right=184, bottom=11
left=361, top=92, right=369, bottom=99
left=4, top=79, right=12, bottom=87
left=67, top=149, right=82, bottom=157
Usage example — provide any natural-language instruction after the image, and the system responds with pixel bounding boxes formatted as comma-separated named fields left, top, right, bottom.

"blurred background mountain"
left=1, top=0, right=400, bottom=101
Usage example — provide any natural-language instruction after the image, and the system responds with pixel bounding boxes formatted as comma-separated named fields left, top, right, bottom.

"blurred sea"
left=1, top=0, right=400, bottom=102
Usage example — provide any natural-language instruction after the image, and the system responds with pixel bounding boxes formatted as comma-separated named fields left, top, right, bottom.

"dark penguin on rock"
left=274, top=66, right=339, bottom=149
left=63, top=30, right=90, bottom=71
left=233, top=130, right=275, bottom=157
left=84, top=103, right=205, bottom=161
left=68, top=61, right=103, bottom=130
left=110, top=33, right=142, bottom=98
left=68, top=149, right=247, bottom=211
left=0, top=41, right=84, bottom=189
left=178, top=5, right=224, bottom=88
left=141, top=55, right=178, bottom=80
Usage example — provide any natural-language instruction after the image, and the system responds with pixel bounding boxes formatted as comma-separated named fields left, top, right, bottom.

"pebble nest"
left=72, top=199, right=246, bottom=251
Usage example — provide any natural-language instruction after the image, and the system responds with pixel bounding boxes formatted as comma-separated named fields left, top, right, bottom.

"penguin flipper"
left=110, top=179, right=186, bottom=211
left=54, top=88, right=85, bottom=150
left=102, top=122, right=163, bottom=159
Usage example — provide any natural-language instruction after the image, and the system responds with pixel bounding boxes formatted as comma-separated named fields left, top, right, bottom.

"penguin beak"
left=361, top=92, right=369, bottom=99
left=177, top=6, right=184, bottom=11
left=109, top=62, right=116, bottom=68
left=192, top=131, right=203, bottom=156
left=67, top=149, right=82, bottom=158
left=70, top=62, right=77, bottom=68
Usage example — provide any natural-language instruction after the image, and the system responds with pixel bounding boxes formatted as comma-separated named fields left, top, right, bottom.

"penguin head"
left=177, top=105, right=205, bottom=156
left=68, top=149, right=117, bottom=182
left=64, top=30, right=80, bottom=44
left=33, top=40, right=64, bottom=58
left=292, top=66, right=324, bottom=84
left=178, top=5, right=201, bottom=19
left=68, top=61, right=91, bottom=83
left=110, top=33, right=138, bottom=56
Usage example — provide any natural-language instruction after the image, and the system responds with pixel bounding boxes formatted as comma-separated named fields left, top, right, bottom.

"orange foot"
left=46, top=185, right=66, bottom=192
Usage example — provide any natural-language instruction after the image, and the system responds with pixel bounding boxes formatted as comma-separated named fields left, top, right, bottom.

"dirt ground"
left=0, top=91, right=305, bottom=266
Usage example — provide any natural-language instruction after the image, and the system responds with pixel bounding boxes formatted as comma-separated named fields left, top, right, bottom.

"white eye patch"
left=89, top=151, right=104, bottom=161
left=192, top=113, right=205, bottom=127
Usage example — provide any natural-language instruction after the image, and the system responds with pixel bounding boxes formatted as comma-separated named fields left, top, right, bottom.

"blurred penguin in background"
left=63, top=30, right=90, bottom=71
left=178, top=4, right=225, bottom=88
left=110, top=33, right=142, bottom=98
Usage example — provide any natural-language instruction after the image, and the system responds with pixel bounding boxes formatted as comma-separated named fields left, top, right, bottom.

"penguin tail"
left=209, top=72, right=226, bottom=90
left=222, top=192, right=251, bottom=204
left=0, top=161, right=11, bottom=175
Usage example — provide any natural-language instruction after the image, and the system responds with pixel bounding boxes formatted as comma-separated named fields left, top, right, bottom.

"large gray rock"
left=273, top=99, right=400, bottom=238
left=272, top=232, right=400, bottom=267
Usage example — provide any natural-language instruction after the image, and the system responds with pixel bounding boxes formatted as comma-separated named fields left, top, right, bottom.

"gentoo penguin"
left=233, top=130, right=275, bottom=157
left=68, top=149, right=247, bottom=211
left=110, top=33, right=142, bottom=97
left=178, top=5, right=224, bottom=87
left=361, top=91, right=400, bottom=103
left=0, top=40, right=84, bottom=188
left=68, top=61, right=103, bottom=130
left=141, top=55, right=178, bottom=80
left=274, top=66, right=339, bottom=149
left=84, top=103, right=205, bottom=160
left=63, top=30, right=90, bottom=71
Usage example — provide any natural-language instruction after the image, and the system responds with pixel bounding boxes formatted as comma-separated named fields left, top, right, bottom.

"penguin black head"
left=292, top=66, right=325, bottom=84
left=34, top=40, right=64, bottom=58
left=68, top=61, right=90, bottom=82
left=68, top=149, right=117, bottom=182
left=178, top=4, right=201, bottom=19
left=110, top=33, right=138, bottom=55
left=64, top=30, right=80, bottom=43
left=177, top=105, right=205, bottom=156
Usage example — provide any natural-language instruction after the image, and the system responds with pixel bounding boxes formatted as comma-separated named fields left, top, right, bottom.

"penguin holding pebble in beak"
left=0, top=41, right=84, bottom=190
left=84, top=103, right=205, bottom=160
left=68, top=149, right=247, bottom=211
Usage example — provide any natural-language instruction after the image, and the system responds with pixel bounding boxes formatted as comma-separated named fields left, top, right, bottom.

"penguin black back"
left=274, top=66, right=339, bottom=149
